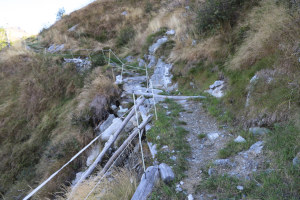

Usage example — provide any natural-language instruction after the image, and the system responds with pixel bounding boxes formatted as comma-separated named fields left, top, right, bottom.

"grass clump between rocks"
left=147, top=99, right=190, bottom=200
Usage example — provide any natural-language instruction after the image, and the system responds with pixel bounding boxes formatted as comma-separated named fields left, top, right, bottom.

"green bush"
left=116, top=26, right=135, bottom=47
left=91, top=53, right=106, bottom=67
left=196, top=0, right=251, bottom=33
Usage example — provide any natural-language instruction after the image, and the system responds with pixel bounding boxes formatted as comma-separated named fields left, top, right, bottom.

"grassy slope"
left=0, top=0, right=299, bottom=199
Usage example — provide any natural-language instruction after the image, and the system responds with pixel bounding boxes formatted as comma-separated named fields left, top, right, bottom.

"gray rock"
left=293, top=152, right=300, bottom=167
left=99, top=114, right=115, bottom=133
left=68, top=24, right=79, bottom=32
left=214, top=159, right=234, bottom=167
left=248, top=141, right=264, bottom=155
left=150, top=58, right=173, bottom=89
left=117, top=106, right=129, bottom=117
left=166, top=29, right=175, bottom=35
left=147, top=142, right=157, bottom=159
left=237, top=185, right=244, bottom=191
left=90, top=95, right=109, bottom=125
left=149, top=37, right=168, bottom=54
left=64, top=57, right=92, bottom=72
left=208, top=167, right=216, bottom=176
left=159, top=163, right=175, bottom=183
left=249, top=127, right=270, bottom=135
left=131, top=166, right=160, bottom=200
left=234, top=136, right=246, bottom=143
left=188, top=194, right=194, bottom=200
left=146, top=55, right=156, bottom=68
left=137, top=58, right=146, bottom=67
left=121, top=11, right=128, bottom=16
left=192, top=40, right=197, bottom=46
left=207, top=132, right=220, bottom=140
left=205, top=80, right=225, bottom=98
left=125, top=56, right=135, bottom=63
left=170, top=155, right=177, bottom=161
left=100, top=118, right=123, bottom=142
left=48, top=44, right=65, bottom=53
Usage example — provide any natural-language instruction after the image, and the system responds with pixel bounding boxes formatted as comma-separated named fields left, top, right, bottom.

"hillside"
left=0, top=0, right=299, bottom=199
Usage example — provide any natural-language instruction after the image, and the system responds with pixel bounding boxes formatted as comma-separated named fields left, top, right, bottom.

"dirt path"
left=178, top=100, right=231, bottom=200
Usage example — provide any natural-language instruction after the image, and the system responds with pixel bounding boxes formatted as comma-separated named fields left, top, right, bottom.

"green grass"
left=198, top=174, right=252, bottom=199
left=218, top=130, right=258, bottom=158
left=155, top=40, right=175, bottom=58
left=198, top=123, right=300, bottom=199
left=198, top=133, right=206, bottom=140
left=147, top=99, right=190, bottom=199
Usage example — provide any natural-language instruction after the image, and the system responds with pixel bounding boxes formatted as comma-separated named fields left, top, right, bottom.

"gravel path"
left=177, top=100, right=231, bottom=200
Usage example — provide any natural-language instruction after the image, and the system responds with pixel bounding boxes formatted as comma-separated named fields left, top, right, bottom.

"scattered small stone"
left=137, top=58, right=146, bottom=67
left=249, top=127, right=270, bottom=135
left=68, top=24, right=79, bottom=32
left=64, top=57, right=91, bottom=72
left=176, top=185, right=183, bottom=192
left=207, top=132, right=220, bottom=140
left=180, top=181, right=184, bottom=185
left=147, top=142, right=157, bottom=159
left=214, top=159, right=234, bottom=167
left=125, top=56, right=135, bottom=63
left=162, top=145, right=168, bottom=150
left=111, top=104, right=117, bottom=110
left=208, top=168, right=216, bottom=176
left=156, top=135, right=161, bottom=140
left=188, top=194, right=194, bottom=200
left=166, top=29, right=175, bottom=35
left=121, top=11, right=128, bottom=16
left=234, top=136, right=246, bottom=143
left=171, top=155, right=177, bottom=161
left=237, top=185, right=244, bottom=191
left=166, top=111, right=171, bottom=115
left=293, top=152, right=300, bottom=167
left=248, top=141, right=264, bottom=155
left=117, top=106, right=128, bottom=117
left=192, top=40, right=197, bottom=46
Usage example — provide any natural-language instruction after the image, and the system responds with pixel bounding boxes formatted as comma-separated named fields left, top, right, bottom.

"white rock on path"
left=234, top=136, right=246, bottom=143
left=206, top=80, right=225, bottom=98
left=207, top=132, right=220, bottom=140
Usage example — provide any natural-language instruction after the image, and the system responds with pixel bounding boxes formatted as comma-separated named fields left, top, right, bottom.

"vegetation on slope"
left=0, top=0, right=299, bottom=199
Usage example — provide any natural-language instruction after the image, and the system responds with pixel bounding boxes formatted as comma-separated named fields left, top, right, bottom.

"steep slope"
left=0, top=0, right=299, bottom=199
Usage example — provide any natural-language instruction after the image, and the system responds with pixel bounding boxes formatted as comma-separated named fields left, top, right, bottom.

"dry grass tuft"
left=228, top=0, right=291, bottom=70
left=64, top=168, right=137, bottom=200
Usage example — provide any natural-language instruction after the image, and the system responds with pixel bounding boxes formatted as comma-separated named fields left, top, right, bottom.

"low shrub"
left=116, top=26, right=135, bottom=47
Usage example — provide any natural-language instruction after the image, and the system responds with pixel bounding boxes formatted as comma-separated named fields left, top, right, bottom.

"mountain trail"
left=178, top=100, right=231, bottom=200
